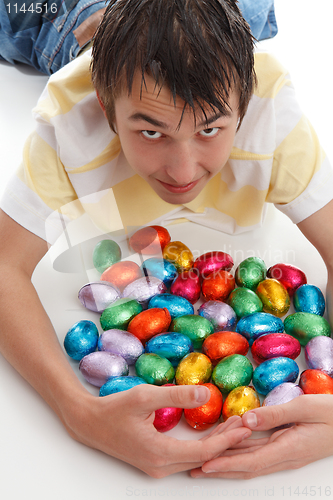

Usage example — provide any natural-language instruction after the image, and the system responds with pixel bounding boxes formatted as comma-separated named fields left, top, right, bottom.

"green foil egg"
left=212, top=354, right=253, bottom=394
left=235, top=257, right=267, bottom=291
left=93, top=239, right=122, bottom=274
left=135, top=353, right=175, bottom=385
left=284, top=312, right=331, bottom=346
left=228, top=288, right=263, bottom=319
left=170, top=314, right=214, bottom=349
left=100, top=298, right=142, bottom=331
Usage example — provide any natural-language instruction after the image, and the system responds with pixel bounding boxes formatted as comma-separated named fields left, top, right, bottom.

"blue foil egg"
left=64, top=320, right=99, bottom=361
left=252, top=357, right=299, bottom=396
left=148, top=293, right=194, bottom=319
left=141, top=258, right=178, bottom=287
left=236, top=312, right=284, bottom=346
left=145, top=332, right=193, bottom=366
left=198, top=301, right=237, bottom=331
left=99, top=376, right=147, bottom=396
left=293, top=284, right=325, bottom=316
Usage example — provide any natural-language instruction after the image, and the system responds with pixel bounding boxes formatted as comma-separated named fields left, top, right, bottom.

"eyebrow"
left=128, top=110, right=231, bottom=130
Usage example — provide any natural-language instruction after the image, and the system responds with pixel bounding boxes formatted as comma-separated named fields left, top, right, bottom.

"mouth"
left=157, top=178, right=201, bottom=194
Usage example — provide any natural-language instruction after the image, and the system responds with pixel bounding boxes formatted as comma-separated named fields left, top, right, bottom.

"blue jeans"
left=0, top=0, right=278, bottom=75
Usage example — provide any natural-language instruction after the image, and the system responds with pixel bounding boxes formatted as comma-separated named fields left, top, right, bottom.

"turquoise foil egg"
left=145, top=332, right=193, bottom=367
left=148, top=293, right=194, bottom=319
left=236, top=312, right=284, bottom=346
left=99, top=376, right=147, bottom=396
left=64, top=320, right=99, bottom=361
left=252, top=357, right=299, bottom=396
left=293, top=284, right=325, bottom=316
left=141, top=258, right=178, bottom=287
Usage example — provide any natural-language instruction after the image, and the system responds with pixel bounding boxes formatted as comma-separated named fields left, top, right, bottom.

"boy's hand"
left=63, top=383, right=251, bottom=478
left=190, top=395, right=333, bottom=478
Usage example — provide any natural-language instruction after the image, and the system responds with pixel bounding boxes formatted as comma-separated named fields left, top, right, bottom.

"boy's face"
left=113, top=72, right=240, bottom=205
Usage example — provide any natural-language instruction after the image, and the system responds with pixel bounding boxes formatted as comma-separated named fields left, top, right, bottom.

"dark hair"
left=91, top=0, right=256, bottom=132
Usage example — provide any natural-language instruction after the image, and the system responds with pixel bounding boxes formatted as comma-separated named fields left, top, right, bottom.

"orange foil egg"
left=202, top=331, right=249, bottom=366
left=184, top=383, right=223, bottom=430
left=202, top=270, right=235, bottom=301
left=299, top=369, right=333, bottom=394
left=101, top=261, right=142, bottom=291
left=222, top=386, right=260, bottom=420
left=127, top=307, right=171, bottom=345
left=129, top=226, right=171, bottom=255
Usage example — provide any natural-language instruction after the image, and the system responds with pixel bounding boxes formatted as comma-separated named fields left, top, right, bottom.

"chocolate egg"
left=154, top=385, right=183, bottom=432
left=267, top=263, right=307, bottom=296
left=256, top=279, right=290, bottom=317
left=175, top=353, right=213, bottom=385
left=293, top=284, right=325, bottom=316
left=122, top=276, right=167, bottom=308
left=135, top=353, right=175, bottom=385
left=299, top=369, right=333, bottom=394
left=93, top=239, right=122, bottom=273
left=98, top=329, right=144, bottom=365
left=64, top=320, right=99, bottom=361
left=170, top=314, right=214, bottom=349
left=127, top=307, right=171, bottom=345
left=251, top=333, right=301, bottom=364
left=201, top=270, right=235, bottom=302
left=198, top=301, right=237, bottom=331
left=100, top=298, right=142, bottom=331
left=129, top=225, right=171, bottom=255
left=99, top=376, right=147, bottom=396
left=284, top=312, right=331, bottom=346
left=193, top=251, right=234, bottom=278
left=202, top=331, right=249, bottom=366
left=228, top=287, right=263, bottom=319
left=148, top=293, right=194, bottom=319
left=305, top=336, right=333, bottom=376
left=252, top=357, right=299, bottom=396
left=236, top=312, right=284, bottom=346
left=222, top=386, right=260, bottom=420
left=101, top=261, right=142, bottom=291
left=170, top=269, right=201, bottom=304
left=212, top=354, right=253, bottom=394
left=162, top=241, right=194, bottom=271
left=263, top=382, right=304, bottom=406
left=184, top=383, right=223, bottom=430
left=141, top=258, right=178, bottom=287
left=79, top=351, right=129, bottom=387
left=78, top=281, right=120, bottom=313
left=145, top=332, right=193, bottom=366
left=235, top=257, right=267, bottom=291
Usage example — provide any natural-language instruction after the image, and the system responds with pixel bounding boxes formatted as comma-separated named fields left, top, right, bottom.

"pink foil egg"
left=267, top=263, right=307, bottom=297
left=263, top=382, right=304, bottom=406
left=170, top=269, right=201, bottom=304
left=251, top=333, right=301, bottom=365
left=153, top=384, right=183, bottom=432
left=79, top=351, right=129, bottom=387
left=305, top=336, right=333, bottom=377
left=193, top=251, right=234, bottom=278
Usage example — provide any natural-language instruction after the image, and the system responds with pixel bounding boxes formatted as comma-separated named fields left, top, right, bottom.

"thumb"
left=134, top=384, right=211, bottom=413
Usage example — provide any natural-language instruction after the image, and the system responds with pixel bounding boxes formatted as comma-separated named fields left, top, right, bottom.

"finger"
left=200, top=416, right=243, bottom=440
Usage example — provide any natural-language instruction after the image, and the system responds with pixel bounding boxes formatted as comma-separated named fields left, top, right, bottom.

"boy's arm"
left=0, top=209, right=251, bottom=478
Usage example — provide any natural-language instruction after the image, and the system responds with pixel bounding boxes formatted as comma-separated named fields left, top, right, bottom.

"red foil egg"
left=267, top=263, right=307, bottom=296
left=153, top=384, right=183, bottom=432
left=101, top=261, right=142, bottom=291
left=127, top=308, right=171, bottom=345
left=299, top=369, right=333, bottom=394
left=129, top=226, right=171, bottom=255
left=193, top=251, right=234, bottom=278
left=184, top=383, right=223, bottom=430
left=202, top=331, right=249, bottom=366
left=170, top=269, right=201, bottom=304
left=251, top=333, right=301, bottom=365
left=202, top=270, right=235, bottom=301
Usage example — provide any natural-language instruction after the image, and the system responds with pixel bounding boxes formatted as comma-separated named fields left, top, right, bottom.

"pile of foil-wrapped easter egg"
left=64, top=225, right=332, bottom=432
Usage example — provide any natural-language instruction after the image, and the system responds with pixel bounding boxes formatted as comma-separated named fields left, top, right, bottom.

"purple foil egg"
left=98, top=329, right=144, bottom=365
left=122, top=276, right=166, bottom=309
left=79, top=351, right=129, bottom=387
left=198, top=301, right=237, bottom=331
left=78, top=281, right=120, bottom=313
left=263, top=382, right=304, bottom=406
left=305, top=336, right=333, bottom=377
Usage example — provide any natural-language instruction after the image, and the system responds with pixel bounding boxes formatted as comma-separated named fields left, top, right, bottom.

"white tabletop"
left=1, top=1, right=333, bottom=499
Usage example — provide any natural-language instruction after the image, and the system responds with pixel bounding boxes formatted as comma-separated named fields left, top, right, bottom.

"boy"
left=1, top=0, right=333, bottom=480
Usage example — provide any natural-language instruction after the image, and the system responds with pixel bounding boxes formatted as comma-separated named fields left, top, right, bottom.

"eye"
left=199, top=127, right=220, bottom=137
left=141, top=130, right=162, bottom=139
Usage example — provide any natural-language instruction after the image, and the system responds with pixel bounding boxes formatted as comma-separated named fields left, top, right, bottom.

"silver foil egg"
left=79, top=351, right=129, bottom=387
left=78, top=281, right=120, bottom=313
left=98, top=328, right=144, bottom=365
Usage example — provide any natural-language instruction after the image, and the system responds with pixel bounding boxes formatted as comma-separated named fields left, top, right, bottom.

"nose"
left=164, top=141, right=199, bottom=185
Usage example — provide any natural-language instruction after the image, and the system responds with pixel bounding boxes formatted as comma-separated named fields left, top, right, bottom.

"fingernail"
left=195, top=386, right=210, bottom=404
left=245, top=412, right=258, bottom=428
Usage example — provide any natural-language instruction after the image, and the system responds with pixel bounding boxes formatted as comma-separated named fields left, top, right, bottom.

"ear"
left=95, top=90, right=107, bottom=117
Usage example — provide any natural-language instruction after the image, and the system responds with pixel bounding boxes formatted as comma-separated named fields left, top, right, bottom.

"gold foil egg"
left=256, top=278, right=290, bottom=317
left=222, top=386, right=260, bottom=420
left=175, top=352, right=213, bottom=385
left=162, top=241, right=194, bottom=271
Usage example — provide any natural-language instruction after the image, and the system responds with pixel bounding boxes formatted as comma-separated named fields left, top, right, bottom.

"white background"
left=1, top=1, right=333, bottom=499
